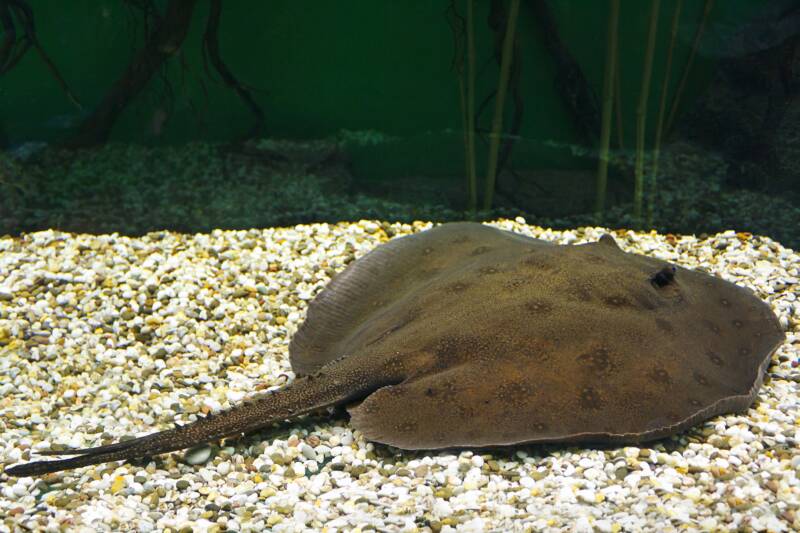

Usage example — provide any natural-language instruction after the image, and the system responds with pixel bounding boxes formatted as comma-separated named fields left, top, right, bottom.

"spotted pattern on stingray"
left=470, top=246, right=491, bottom=256
left=443, top=281, right=470, bottom=294
left=394, top=421, right=418, bottom=433
left=693, top=372, right=710, bottom=386
left=631, top=291, right=659, bottom=310
left=706, top=350, right=724, bottom=366
left=438, top=377, right=459, bottom=395
left=525, top=299, right=554, bottom=314
left=703, top=320, right=722, bottom=335
left=497, top=380, right=536, bottom=407
left=568, top=282, right=594, bottom=303
left=520, top=253, right=556, bottom=271
left=603, top=295, right=632, bottom=308
left=430, top=334, right=491, bottom=370
left=647, top=366, right=672, bottom=385
left=454, top=404, right=476, bottom=420
left=502, top=277, right=529, bottom=291
left=583, top=253, right=606, bottom=264
left=655, top=318, right=673, bottom=333
left=415, top=267, right=441, bottom=280
left=579, top=387, right=604, bottom=410
left=577, top=347, right=617, bottom=375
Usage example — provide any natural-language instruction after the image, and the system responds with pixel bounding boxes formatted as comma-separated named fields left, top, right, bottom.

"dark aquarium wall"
left=1, top=0, right=798, bottom=248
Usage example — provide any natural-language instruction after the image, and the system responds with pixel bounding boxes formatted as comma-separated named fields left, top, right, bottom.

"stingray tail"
left=4, top=396, right=280, bottom=477
left=5, top=444, right=159, bottom=477
left=5, top=355, right=392, bottom=477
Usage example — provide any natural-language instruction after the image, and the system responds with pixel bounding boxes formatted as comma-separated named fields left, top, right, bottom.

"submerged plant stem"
left=648, top=0, right=682, bottom=226
left=484, top=0, right=520, bottom=211
left=665, top=0, right=714, bottom=135
left=614, top=45, right=624, bottom=150
left=634, top=0, right=660, bottom=226
left=595, top=0, right=620, bottom=224
left=466, top=0, right=477, bottom=212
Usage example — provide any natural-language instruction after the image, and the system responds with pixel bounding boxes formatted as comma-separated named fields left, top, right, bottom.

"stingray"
left=5, top=222, right=785, bottom=477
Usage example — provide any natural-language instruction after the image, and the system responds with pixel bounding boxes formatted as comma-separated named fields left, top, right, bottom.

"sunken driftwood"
left=67, top=0, right=199, bottom=147
left=6, top=223, right=784, bottom=477
left=0, top=0, right=80, bottom=108
left=67, top=0, right=264, bottom=147
left=530, top=0, right=600, bottom=146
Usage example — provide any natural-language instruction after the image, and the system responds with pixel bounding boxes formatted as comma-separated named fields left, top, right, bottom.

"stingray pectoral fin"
left=6, top=354, right=399, bottom=477
left=348, top=364, right=537, bottom=450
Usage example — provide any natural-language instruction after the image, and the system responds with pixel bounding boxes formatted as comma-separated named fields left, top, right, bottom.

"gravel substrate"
left=0, top=219, right=798, bottom=532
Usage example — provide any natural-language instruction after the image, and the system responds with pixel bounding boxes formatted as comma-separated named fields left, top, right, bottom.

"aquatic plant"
left=648, top=0, right=683, bottom=227
left=614, top=47, right=625, bottom=151
left=633, top=0, right=660, bottom=226
left=447, top=0, right=478, bottom=212
left=665, top=0, right=715, bottom=134
left=489, top=0, right=525, bottom=202
left=484, top=0, right=520, bottom=210
left=594, top=0, right=620, bottom=224
left=465, top=1, right=477, bottom=212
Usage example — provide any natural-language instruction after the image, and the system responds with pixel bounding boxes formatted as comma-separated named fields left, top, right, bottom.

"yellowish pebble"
left=110, top=476, right=126, bottom=494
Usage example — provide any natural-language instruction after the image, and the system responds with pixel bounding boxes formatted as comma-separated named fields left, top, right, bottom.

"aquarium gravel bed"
left=0, top=219, right=798, bottom=532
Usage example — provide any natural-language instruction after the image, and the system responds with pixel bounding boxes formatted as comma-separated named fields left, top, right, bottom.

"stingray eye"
left=650, top=266, right=677, bottom=288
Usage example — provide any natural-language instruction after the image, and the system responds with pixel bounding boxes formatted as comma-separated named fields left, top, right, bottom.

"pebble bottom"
left=0, top=218, right=798, bottom=532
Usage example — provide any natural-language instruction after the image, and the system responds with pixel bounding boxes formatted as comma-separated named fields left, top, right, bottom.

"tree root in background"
left=529, top=0, right=599, bottom=147
left=66, top=0, right=199, bottom=147
left=65, top=0, right=266, bottom=147
left=0, top=0, right=80, bottom=109
left=202, top=0, right=265, bottom=139
left=445, top=0, right=478, bottom=212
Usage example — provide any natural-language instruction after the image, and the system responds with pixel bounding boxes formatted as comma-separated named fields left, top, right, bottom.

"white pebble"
left=184, top=445, right=213, bottom=465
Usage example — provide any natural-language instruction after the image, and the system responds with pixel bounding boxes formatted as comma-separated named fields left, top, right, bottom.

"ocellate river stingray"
left=5, top=222, right=785, bottom=477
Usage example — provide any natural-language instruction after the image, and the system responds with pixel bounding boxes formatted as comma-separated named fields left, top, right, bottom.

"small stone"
left=184, top=444, right=214, bottom=465
left=270, top=452, right=287, bottom=465
left=216, top=461, right=231, bottom=476
left=110, top=476, right=125, bottom=494
left=291, top=462, right=305, bottom=477
left=299, top=443, right=317, bottom=461
left=434, top=487, right=453, bottom=499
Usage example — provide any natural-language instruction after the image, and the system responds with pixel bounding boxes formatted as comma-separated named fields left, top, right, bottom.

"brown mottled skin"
left=5, top=223, right=785, bottom=477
